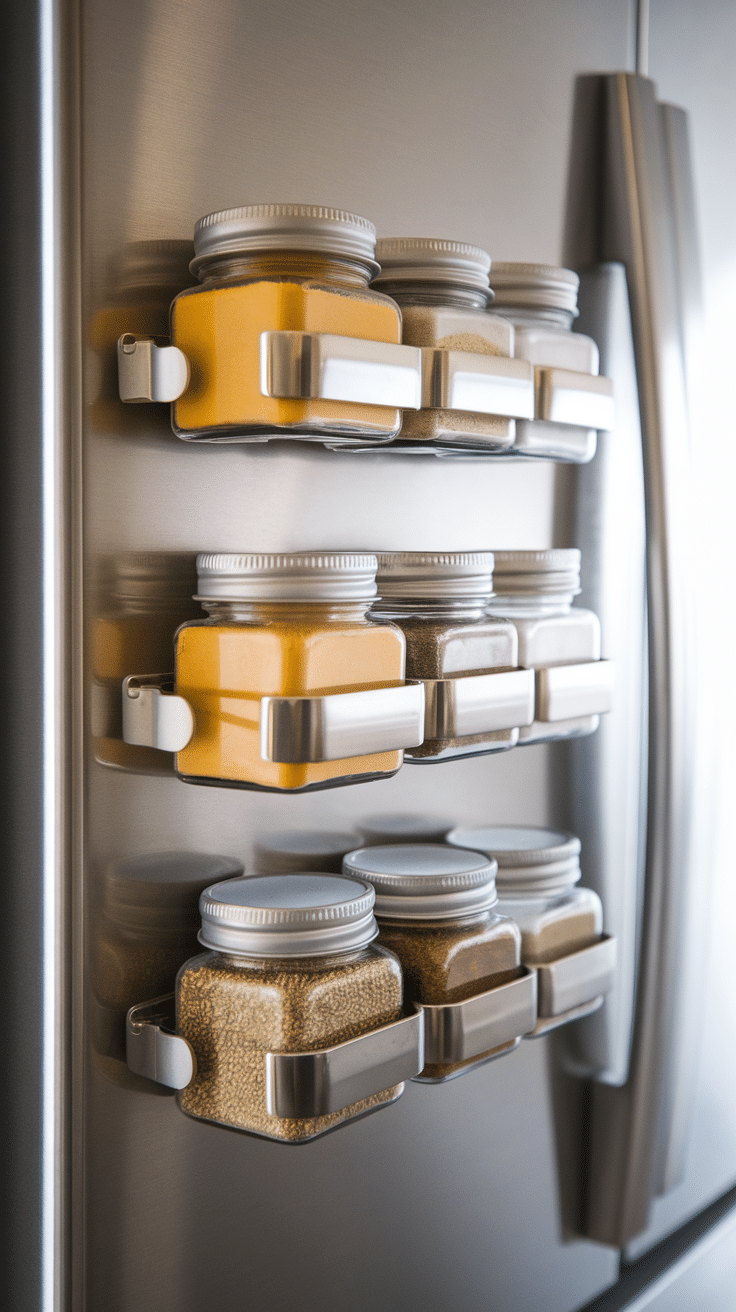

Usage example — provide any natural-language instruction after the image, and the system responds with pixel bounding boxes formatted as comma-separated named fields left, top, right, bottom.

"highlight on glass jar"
left=368, top=238, right=535, bottom=453
left=127, top=873, right=423, bottom=1142
left=343, top=844, right=537, bottom=1080
left=116, top=204, right=426, bottom=445
left=120, top=551, right=426, bottom=792
left=370, top=552, right=535, bottom=760
left=446, top=826, right=616, bottom=1036
left=486, top=549, right=615, bottom=743
left=490, top=263, right=615, bottom=462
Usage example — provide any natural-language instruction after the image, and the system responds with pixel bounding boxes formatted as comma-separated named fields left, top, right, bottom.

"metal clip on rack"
left=414, top=968, right=538, bottom=1081
left=121, top=674, right=426, bottom=763
left=535, top=659, right=615, bottom=723
left=126, top=995, right=424, bottom=1115
left=526, top=935, right=617, bottom=1038
left=421, top=669, right=535, bottom=741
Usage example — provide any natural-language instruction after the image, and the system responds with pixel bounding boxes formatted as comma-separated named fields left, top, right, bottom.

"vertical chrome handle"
left=565, top=72, right=699, bottom=1246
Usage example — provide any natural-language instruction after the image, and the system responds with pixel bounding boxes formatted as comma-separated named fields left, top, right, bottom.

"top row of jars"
left=117, top=204, right=614, bottom=460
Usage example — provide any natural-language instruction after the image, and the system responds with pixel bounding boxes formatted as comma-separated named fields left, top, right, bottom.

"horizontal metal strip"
left=262, top=330, right=423, bottom=409
left=261, top=681, right=426, bottom=763
left=418, top=969, right=537, bottom=1064
left=422, top=668, right=535, bottom=737
left=536, top=658, right=615, bottom=721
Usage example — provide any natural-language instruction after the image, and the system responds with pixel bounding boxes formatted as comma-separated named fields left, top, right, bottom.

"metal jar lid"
left=342, top=844, right=498, bottom=920
left=103, top=851, right=244, bottom=933
left=490, top=263, right=580, bottom=316
left=191, top=204, right=379, bottom=277
left=195, top=552, right=378, bottom=603
left=490, top=549, right=581, bottom=597
left=374, top=551, right=495, bottom=600
left=98, top=551, right=199, bottom=608
left=447, top=826, right=581, bottom=896
left=254, top=830, right=360, bottom=875
left=198, top=874, right=378, bottom=957
left=373, top=238, right=492, bottom=295
left=357, top=813, right=456, bottom=845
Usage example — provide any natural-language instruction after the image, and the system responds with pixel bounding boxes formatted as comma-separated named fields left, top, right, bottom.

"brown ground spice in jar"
left=343, top=844, right=522, bottom=1081
left=176, top=874, right=403, bottom=1141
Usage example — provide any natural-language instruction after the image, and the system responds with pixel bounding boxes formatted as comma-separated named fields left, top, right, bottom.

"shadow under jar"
left=490, top=262, right=601, bottom=462
left=343, top=844, right=522, bottom=1081
left=170, top=204, right=404, bottom=443
left=174, top=552, right=407, bottom=792
left=447, top=826, right=605, bottom=1036
left=176, top=873, right=404, bottom=1142
left=372, top=238, right=515, bottom=451
left=487, top=549, right=602, bottom=744
left=372, top=551, right=520, bottom=760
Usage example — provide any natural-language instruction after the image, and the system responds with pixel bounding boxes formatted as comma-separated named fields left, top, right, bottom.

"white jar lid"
left=191, top=204, right=378, bottom=277
left=447, top=826, right=581, bottom=895
left=357, top=813, right=456, bottom=845
left=254, top=830, right=360, bottom=874
left=198, top=874, right=378, bottom=957
left=491, top=549, right=581, bottom=597
left=490, top=263, right=580, bottom=316
left=373, top=238, right=491, bottom=294
left=375, top=551, right=495, bottom=600
left=195, top=552, right=378, bottom=602
left=343, top=844, right=498, bottom=919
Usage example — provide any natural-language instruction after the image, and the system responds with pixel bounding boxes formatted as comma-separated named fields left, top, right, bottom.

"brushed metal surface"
left=77, top=0, right=633, bottom=1309
left=262, top=331, right=423, bottom=410
left=419, top=969, right=537, bottom=1065
left=422, top=668, right=535, bottom=738
left=536, top=935, right=617, bottom=1018
left=261, top=681, right=426, bottom=763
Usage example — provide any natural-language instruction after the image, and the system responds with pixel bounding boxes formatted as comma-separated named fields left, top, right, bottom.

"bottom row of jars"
left=162, top=829, right=613, bottom=1143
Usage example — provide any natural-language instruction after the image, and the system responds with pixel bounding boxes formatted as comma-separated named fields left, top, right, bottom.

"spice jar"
left=343, top=844, right=522, bottom=1080
left=174, top=552, right=407, bottom=791
left=176, top=873, right=404, bottom=1141
left=447, top=826, right=607, bottom=1034
left=92, top=552, right=200, bottom=772
left=486, top=549, right=603, bottom=744
left=371, top=552, right=520, bottom=760
left=357, top=813, right=455, bottom=846
left=372, top=238, right=515, bottom=450
left=490, top=263, right=601, bottom=461
left=253, top=829, right=359, bottom=874
left=92, top=850, right=243, bottom=1062
left=170, top=205, right=404, bottom=443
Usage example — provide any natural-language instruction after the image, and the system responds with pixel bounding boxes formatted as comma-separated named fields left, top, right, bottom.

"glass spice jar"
left=343, top=844, right=522, bottom=1080
left=170, top=205, right=403, bottom=443
left=447, top=826, right=602, bottom=966
left=490, top=263, right=601, bottom=461
left=91, top=850, right=243, bottom=1063
left=174, top=552, right=407, bottom=792
left=253, top=829, right=360, bottom=875
left=176, top=873, right=404, bottom=1141
left=371, top=238, right=515, bottom=450
left=371, top=552, right=519, bottom=760
left=486, top=549, right=601, bottom=743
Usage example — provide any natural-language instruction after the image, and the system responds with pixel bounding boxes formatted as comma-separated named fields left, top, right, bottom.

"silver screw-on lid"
left=447, top=826, right=581, bottom=895
left=357, top=813, right=455, bottom=845
left=375, top=551, right=495, bottom=600
left=490, top=263, right=580, bottom=316
left=98, top=552, right=199, bottom=606
left=195, top=552, right=378, bottom=603
left=198, top=874, right=378, bottom=957
left=491, top=549, right=581, bottom=597
left=373, top=238, right=492, bottom=294
left=343, top=844, right=498, bottom=920
left=254, top=830, right=360, bottom=875
left=103, top=851, right=244, bottom=932
left=191, top=204, right=379, bottom=277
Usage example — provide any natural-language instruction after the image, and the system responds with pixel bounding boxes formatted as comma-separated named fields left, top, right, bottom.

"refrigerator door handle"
left=571, top=72, right=698, bottom=1246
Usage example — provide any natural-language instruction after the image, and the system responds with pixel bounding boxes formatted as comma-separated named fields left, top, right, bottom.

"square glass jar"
left=344, top=844, right=522, bottom=1081
left=176, top=874, right=404, bottom=1142
left=174, top=552, right=407, bottom=792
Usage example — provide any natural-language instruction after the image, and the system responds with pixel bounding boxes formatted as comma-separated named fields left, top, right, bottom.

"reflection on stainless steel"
left=535, top=367, right=614, bottom=430
left=421, top=669, right=534, bottom=738
left=91, top=851, right=242, bottom=1066
left=536, top=659, right=615, bottom=723
left=265, top=1010, right=424, bottom=1119
left=260, top=681, right=426, bottom=764
left=536, top=935, right=617, bottom=1018
left=421, top=349, right=535, bottom=417
left=262, top=331, right=423, bottom=409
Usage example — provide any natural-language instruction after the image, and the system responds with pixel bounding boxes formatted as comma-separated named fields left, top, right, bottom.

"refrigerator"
left=4, top=0, right=736, bottom=1308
